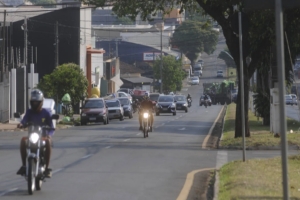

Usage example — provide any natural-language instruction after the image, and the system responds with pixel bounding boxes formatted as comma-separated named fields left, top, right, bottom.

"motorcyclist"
left=187, top=94, right=192, bottom=102
left=139, top=93, right=154, bottom=131
left=204, top=93, right=209, bottom=100
left=16, top=89, right=54, bottom=178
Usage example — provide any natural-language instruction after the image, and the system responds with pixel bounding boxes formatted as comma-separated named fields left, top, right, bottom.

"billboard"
left=143, top=52, right=161, bottom=61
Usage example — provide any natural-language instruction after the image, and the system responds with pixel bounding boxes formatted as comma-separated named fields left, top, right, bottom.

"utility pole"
left=55, top=21, right=59, bottom=67
left=24, top=16, right=28, bottom=66
left=1, top=9, right=6, bottom=79
left=160, top=23, right=163, bottom=94
left=115, top=39, right=118, bottom=57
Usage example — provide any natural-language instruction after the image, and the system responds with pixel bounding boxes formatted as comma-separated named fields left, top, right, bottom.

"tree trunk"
left=234, top=66, right=251, bottom=138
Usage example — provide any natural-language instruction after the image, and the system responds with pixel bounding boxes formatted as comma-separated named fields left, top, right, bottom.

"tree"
left=28, top=0, right=56, bottom=7
left=81, top=0, right=300, bottom=138
left=37, top=63, right=88, bottom=105
left=171, top=21, right=219, bottom=66
left=153, top=55, right=186, bottom=93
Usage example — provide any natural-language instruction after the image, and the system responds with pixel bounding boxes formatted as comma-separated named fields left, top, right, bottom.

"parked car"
left=118, top=97, right=133, bottom=119
left=217, top=70, right=224, bottom=77
left=155, top=95, right=176, bottom=116
left=290, top=94, right=298, bottom=105
left=174, top=95, right=188, bottom=112
left=199, top=95, right=212, bottom=106
left=118, top=88, right=133, bottom=95
left=80, top=98, right=109, bottom=125
left=285, top=95, right=294, bottom=105
left=105, top=99, right=124, bottom=121
left=188, top=76, right=200, bottom=85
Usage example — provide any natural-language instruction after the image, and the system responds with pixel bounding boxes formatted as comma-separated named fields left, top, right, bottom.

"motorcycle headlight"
left=29, top=132, right=39, bottom=144
left=81, top=113, right=86, bottom=116
left=143, top=113, right=149, bottom=118
left=183, top=103, right=187, bottom=106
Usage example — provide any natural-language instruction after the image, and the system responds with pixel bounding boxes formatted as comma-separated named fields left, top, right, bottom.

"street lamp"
left=155, top=22, right=164, bottom=94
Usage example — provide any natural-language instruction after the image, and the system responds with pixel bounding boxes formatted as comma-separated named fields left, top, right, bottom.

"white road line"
left=81, top=154, right=93, bottom=159
left=52, top=168, right=63, bottom=174
left=123, top=139, right=130, bottom=142
left=105, top=146, right=111, bottom=149
left=137, top=133, right=141, bottom=135
left=179, top=128, right=186, bottom=130
left=216, top=151, right=228, bottom=169
left=176, top=117, right=179, bottom=119
left=167, top=121, right=170, bottom=123
left=0, top=188, right=18, bottom=196
left=161, top=123, right=165, bottom=126
left=180, top=115, right=182, bottom=117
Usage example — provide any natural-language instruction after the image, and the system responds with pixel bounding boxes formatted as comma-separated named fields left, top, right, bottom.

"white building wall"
left=80, top=8, right=92, bottom=75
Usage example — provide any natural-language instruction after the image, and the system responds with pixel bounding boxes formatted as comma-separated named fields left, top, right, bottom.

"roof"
left=121, top=76, right=153, bottom=84
left=120, top=61, right=146, bottom=74
left=0, top=7, right=58, bottom=23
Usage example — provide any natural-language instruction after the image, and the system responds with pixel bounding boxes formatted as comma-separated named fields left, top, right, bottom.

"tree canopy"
left=37, top=63, right=88, bottom=105
left=153, top=55, right=186, bottom=93
left=171, top=21, right=219, bottom=65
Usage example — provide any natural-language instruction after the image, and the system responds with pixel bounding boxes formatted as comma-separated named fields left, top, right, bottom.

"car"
left=285, top=95, right=294, bottom=105
left=155, top=95, right=176, bottom=116
left=117, top=91, right=132, bottom=103
left=118, top=88, right=133, bottom=95
left=174, top=95, right=188, bottom=112
left=199, top=95, right=212, bottom=106
left=217, top=70, right=224, bottom=77
left=105, top=99, right=124, bottom=120
left=188, top=76, right=200, bottom=85
left=118, top=97, right=133, bottom=118
left=80, top=98, right=109, bottom=125
left=149, top=93, right=160, bottom=107
left=290, top=94, right=298, bottom=105
left=197, top=59, right=204, bottom=65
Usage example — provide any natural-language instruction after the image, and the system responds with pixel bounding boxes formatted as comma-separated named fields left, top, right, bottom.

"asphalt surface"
left=1, top=34, right=298, bottom=200
left=286, top=104, right=300, bottom=122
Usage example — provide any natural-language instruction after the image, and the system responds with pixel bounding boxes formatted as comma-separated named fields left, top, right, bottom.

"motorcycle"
left=14, top=113, right=59, bottom=195
left=142, top=110, right=151, bottom=138
left=187, top=98, right=192, bottom=107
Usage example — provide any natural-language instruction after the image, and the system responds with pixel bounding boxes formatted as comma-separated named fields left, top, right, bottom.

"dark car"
left=149, top=93, right=160, bottom=107
left=118, top=97, right=133, bottom=119
left=80, top=98, right=109, bottom=125
left=199, top=95, right=212, bottom=106
left=155, top=95, right=176, bottom=116
left=174, top=95, right=188, bottom=113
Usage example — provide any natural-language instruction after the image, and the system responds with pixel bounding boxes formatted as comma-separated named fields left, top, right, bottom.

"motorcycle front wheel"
left=27, top=157, right=36, bottom=195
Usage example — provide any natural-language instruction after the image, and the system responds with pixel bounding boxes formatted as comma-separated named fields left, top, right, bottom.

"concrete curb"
left=218, top=145, right=300, bottom=150
left=213, top=170, right=219, bottom=200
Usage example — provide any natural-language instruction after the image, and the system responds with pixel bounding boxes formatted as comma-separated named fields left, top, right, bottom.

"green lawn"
left=220, top=103, right=300, bottom=148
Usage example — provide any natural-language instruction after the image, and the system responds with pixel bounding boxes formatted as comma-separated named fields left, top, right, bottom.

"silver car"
left=290, top=94, right=298, bottom=105
left=285, top=95, right=293, bottom=105
left=105, top=99, right=124, bottom=121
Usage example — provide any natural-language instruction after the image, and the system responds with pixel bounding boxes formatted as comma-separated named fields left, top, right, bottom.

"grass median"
left=220, top=103, right=300, bottom=148
left=219, top=104, right=300, bottom=199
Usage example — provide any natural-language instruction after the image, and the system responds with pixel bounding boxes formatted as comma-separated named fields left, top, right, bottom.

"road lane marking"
left=123, top=139, right=130, bottom=142
left=176, top=168, right=214, bottom=200
left=0, top=188, right=18, bottom=196
left=179, top=128, right=186, bottom=130
left=52, top=168, right=63, bottom=174
left=105, top=146, right=111, bottom=149
left=137, top=133, right=141, bottom=135
left=161, top=123, right=165, bottom=126
left=81, top=154, right=93, bottom=159
left=202, top=106, right=225, bottom=149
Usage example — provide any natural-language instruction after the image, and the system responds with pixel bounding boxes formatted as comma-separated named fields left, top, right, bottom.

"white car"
left=189, top=76, right=200, bottom=85
left=105, top=99, right=124, bottom=121
left=117, top=91, right=132, bottom=103
left=290, top=94, right=298, bottom=105
left=217, top=70, right=224, bottom=77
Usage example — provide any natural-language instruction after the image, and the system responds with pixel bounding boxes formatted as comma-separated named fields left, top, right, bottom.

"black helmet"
left=30, top=89, right=44, bottom=112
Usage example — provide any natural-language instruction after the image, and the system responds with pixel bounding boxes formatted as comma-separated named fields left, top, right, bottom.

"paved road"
left=286, top=104, right=300, bottom=121
left=1, top=34, right=296, bottom=200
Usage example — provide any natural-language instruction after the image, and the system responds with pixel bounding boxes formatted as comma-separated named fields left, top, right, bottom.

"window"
left=106, top=101, right=120, bottom=107
left=84, top=100, right=104, bottom=108
left=119, top=98, right=130, bottom=105
left=175, top=96, right=185, bottom=101
left=158, top=96, right=173, bottom=102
